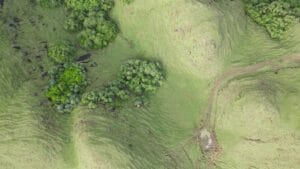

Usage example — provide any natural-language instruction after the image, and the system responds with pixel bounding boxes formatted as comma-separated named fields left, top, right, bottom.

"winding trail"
left=203, top=54, right=300, bottom=128
left=188, top=54, right=300, bottom=169
left=199, top=54, right=300, bottom=147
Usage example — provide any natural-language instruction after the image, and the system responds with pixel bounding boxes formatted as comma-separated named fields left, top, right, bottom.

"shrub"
left=65, top=0, right=114, bottom=11
left=47, top=41, right=76, bottom=63
left=47, top=64, right=88, bottom=112
left=245, top=0, right=298, bottom=39
left=64, top=10, right=86, bottom=32
left=77, top=11, right=118, bottom=49
left=37, top=0, right=64, bottom=8
left=120, top=59, right=164, bottom=94
left=82, top=59, right=164, bottom=108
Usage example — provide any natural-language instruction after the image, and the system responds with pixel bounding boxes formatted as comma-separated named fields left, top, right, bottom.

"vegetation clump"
left=47, top=64, right=88, bottom=112
left=77, top=11, right=118, bottom=49
left=119, top=59, right=164, bottom=94
left=64, top=11, right=86, bottom=32
left=65, top=0, right=114, bottom=12
left=82, top=59, right=164, bottom=108
left=38, top=0, right=118, bottom=50
left=63, top=1, right=118, bottom=49
left=47, top=41, right=76, bottom=63
left=245, top=0, right=299, bottom=39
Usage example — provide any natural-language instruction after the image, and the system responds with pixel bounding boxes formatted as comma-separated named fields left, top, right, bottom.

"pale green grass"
left=0, top=0, right=300, bottom=168
left=214, top=69, right=300, bottom=169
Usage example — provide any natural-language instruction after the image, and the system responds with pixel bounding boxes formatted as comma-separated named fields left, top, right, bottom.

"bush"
left=82, top=59, right=164, bottom=108
left=63, top=0, right=118, bottom=49
left=47, top=41, right=76, bottom=63
left=245, top=0, right=298, bottom=39
left=119, top=59, right=164, bottom=94
left=64, top=10, right=86, bottom=32
left=77, top=11, right=118, bottom=49
left=47, top=64, right=88, bottom=112
left=37, top=0, right=64, bottom=8
left=65, top=0, right=114, bottom=11
left=82, top=80, right=129, bottom=108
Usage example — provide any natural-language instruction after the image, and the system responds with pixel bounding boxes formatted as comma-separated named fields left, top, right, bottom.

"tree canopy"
left=78, top=11, right=118, bottom=49
left=47, top=41, right=76, bottom=63
left=245, top=0, right=299, bottom=39
left=47, top=64, right=88, bottom=112
left=65, top=0, right=114, bottom=11
left=82, top=59, right=164, bottom=108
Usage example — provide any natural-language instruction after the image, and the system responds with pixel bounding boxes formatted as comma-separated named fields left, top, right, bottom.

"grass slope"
left=0, top=0, right=299, bottom=169
left=214, top=68, right=300, bottom=169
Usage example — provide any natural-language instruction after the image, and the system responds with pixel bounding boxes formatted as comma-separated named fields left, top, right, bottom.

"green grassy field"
left=0, top=0, right=299, bottom=168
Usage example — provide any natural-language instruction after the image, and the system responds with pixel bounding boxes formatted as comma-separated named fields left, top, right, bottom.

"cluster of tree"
left=46, top=42, right=88, bottom=112
left=65, top=0, right=114, bottom=11
left=47, top=63, right=88, bottom=112
left=37, top=0, right=118, bottom=49
left=47, top=41, right=76, bottom=63
left=64, top=0, right=118, bottom=49
left=245, top=0, right=299, bottom=39
left=82, top=59, right=164, bottom=109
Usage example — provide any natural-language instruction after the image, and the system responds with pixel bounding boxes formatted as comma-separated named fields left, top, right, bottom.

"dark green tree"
left=82, top=59, right=164, bottom=108
left=47, top=41, right=76, bottom=63
left=65, top=0, right=114, bottom=11
left=47, top=64, right=88, bottom=112
left=245, top=0, right=298, bottom=39
left=77, top=11, right=118, bottom=49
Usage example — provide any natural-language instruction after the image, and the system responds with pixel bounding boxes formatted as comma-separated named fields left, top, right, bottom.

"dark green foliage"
left=65, top=0, right=114, bottom=12
left=120, top=59, right=164, bottom=94
left=37, top=0, right=64, bottom=8
left=82, top=80, right=129, bottom=108
left=64, top=10, right=86, bottom=32
left=77, top=11, right=118, bottom=49
left=82, top=59, right=164, bottom=108
left=245, top=0, right=299, bottom=39
left=47, top=41, right=76, bottom=63
left=47, top=64, right=88, bottom=112
left=64, top=3, right=118, bottom=49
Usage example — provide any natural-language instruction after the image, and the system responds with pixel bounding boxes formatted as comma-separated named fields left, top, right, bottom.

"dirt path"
left=202, top=54, right=300, bottom=129
left=190, top=54, right=300, bottom=168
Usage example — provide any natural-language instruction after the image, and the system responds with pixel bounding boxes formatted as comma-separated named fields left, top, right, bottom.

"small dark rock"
left=76, top=53, right=92, bottom=62
left=13, top=45, right=21, bottom=50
